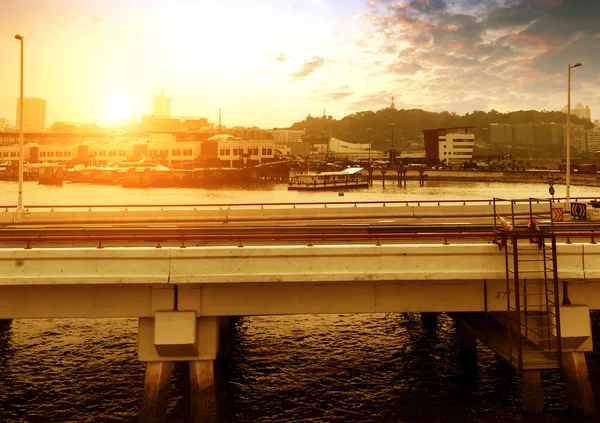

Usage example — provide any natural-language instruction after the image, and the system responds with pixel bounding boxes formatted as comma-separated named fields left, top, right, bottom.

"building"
left=535, top=122, right=562, bottom=147
left=586, top=127, right=600, bottom=154
left=562, top=124, right=586, bottom=152
left=152, top=88, right=171, bottom=117
left=514, top=123, right=534, bottom=153
left=228, top=126, right=272, bottom=140
left=140, top=115, right=180, bottom=132
left=563, top=103, right=591, bottom=121
left=490, top=123, right=513, bottom=149
left=423, top=127, right=475, bottom=164
left=208, top=134, right=276, bottom=167
left=16, top=97, right=46, bottom=132
left=0, top=117, right=10, bottom=131
left=268, top=129, right=305, bottom=144
left=318, top=137, right=372, bottom=159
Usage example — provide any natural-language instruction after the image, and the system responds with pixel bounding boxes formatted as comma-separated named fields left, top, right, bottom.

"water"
left=1, top=180, right=599, bottom=422
left=1, top=178, right=599, bottom=206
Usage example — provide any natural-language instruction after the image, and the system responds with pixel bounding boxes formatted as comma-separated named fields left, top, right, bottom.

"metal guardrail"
left=1, top=197, right=598, bottom=213
left=0, top=230, right=598, bottom=249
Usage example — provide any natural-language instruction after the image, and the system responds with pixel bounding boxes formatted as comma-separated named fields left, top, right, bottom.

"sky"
left=1, top=0, right=599, bottom=129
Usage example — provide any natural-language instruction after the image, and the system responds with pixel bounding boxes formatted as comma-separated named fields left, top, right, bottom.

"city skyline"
left=1, top=0, right=599, bottom=128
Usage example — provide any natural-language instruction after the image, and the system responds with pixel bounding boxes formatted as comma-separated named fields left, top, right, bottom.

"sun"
left=105, top=93, right=134, bottom=124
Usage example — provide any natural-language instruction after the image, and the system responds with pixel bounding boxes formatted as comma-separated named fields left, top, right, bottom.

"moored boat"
left=288, top=167, right=369, bottom=190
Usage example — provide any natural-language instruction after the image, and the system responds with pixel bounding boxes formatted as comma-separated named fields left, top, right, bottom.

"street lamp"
left=566, top=62, right=582, bottom=209
left=367, top=128, right=372, bottom=166
left=14, top=34, right=24, bottom=219
left=389, top=123, right=395, bottom=166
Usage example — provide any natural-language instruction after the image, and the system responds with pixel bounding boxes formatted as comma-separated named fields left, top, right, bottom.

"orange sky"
left=1, top=0, right=598, bottom=129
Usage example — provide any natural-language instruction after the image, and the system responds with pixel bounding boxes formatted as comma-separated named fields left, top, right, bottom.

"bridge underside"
left=1, top=242, right=600, bottom=318
left=1, top=279, right=599, bottom=319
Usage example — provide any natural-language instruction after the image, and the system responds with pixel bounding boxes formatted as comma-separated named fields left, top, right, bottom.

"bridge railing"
left=0, top=230, right=598, bottom=249
left=1, top=197, right=597, bottom=213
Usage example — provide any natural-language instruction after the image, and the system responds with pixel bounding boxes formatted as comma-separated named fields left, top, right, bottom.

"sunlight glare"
left=105, top=93, right=134, bottom=124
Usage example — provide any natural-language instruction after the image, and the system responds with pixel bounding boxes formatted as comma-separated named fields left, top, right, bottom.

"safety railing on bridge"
left=3, top=196, right=598, bottom=213
left=0, top=230, right=599, bottom=250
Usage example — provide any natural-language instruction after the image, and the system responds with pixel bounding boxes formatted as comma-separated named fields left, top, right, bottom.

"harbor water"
left=1, top=179, right=600, bottom=422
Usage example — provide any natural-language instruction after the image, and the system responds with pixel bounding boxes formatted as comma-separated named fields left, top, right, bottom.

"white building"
left=147, top=142, right=198, bottom=166
left=207, top=134, right=276, bottom=167
left=439, top=133, right=475, bottom=164
left=320, top=137, right=373, bottom=159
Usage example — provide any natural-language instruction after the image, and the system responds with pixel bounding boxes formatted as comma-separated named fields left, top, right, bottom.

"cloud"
left=326, top=91, right=354, bottom=101
left=347, top=90, right=398, bottom=112
left=388, top=61, right=422, bottom=74
left=270, top=53, right=290, bottom=64
left=351, top=0, right=600, bottom=116
left=292, top=56, right=326, bottom=79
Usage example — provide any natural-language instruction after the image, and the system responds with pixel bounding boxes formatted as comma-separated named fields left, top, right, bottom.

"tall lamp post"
left=566, top=62, right=582, bottom=209
left=389, top=123, right=395, bottom=166
left=367, top=128, right=372, bottom=166
left=15, top=34, right=24, bottom=219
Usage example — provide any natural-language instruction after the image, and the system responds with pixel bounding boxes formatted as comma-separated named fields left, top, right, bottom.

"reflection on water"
left=0, top=182, right=599, bottom=422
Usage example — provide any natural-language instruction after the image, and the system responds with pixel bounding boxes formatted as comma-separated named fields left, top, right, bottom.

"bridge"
left=1, top=198, right=599, bottom=422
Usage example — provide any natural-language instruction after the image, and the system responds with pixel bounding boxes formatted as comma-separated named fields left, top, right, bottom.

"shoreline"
left=370, top=169, right=600, bottom=187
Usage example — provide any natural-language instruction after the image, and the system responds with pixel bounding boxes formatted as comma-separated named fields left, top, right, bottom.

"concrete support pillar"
left=218, top=317, right=232, bottom=360
left=139, top=361, right=173, bottom=423
left=562, top=351, right=596, bottom=415
left=456, top=320, right=477, bottom=362
left=189, top=360, right=217, bottom=423
left=421, top=312, right=437, bottom=332
left=521, top=371, right=544, bottom=414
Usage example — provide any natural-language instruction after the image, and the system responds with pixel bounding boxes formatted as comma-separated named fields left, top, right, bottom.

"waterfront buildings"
left=0, top=132, right=280, bottom=168
left=16, top=97, right=46, bottom=132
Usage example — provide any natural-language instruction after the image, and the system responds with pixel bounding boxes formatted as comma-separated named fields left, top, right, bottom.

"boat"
left=66, top=159, right=171, bottom=186
left=288, top=167, right=369, bottom=190
left=37, top=163, right=66, bottom=185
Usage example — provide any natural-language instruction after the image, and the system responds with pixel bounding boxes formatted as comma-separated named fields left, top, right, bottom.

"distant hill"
left=289, top=108, right=594, bottom=151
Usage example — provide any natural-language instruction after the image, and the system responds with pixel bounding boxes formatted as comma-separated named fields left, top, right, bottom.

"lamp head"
left=15, top=34, right=23, bottom=41
left=571, top=62, right=582, bottom=68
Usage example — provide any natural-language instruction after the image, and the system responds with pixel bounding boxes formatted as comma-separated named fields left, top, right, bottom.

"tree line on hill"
left=288, top=108, right=594, bottom=151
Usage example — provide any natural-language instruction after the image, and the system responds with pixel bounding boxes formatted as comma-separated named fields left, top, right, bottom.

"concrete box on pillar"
left=138, top=314, right=220, bottom=362
left=154, top=311, right=198, bottom=356
left=560, top=305, right=592, bottom=351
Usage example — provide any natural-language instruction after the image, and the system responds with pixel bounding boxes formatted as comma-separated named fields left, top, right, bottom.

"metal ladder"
left=494, top=198, right=563, bottom=371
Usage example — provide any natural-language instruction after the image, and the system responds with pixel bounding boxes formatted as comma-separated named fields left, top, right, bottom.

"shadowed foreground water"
left=1, top=313, right=599, bottom=422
